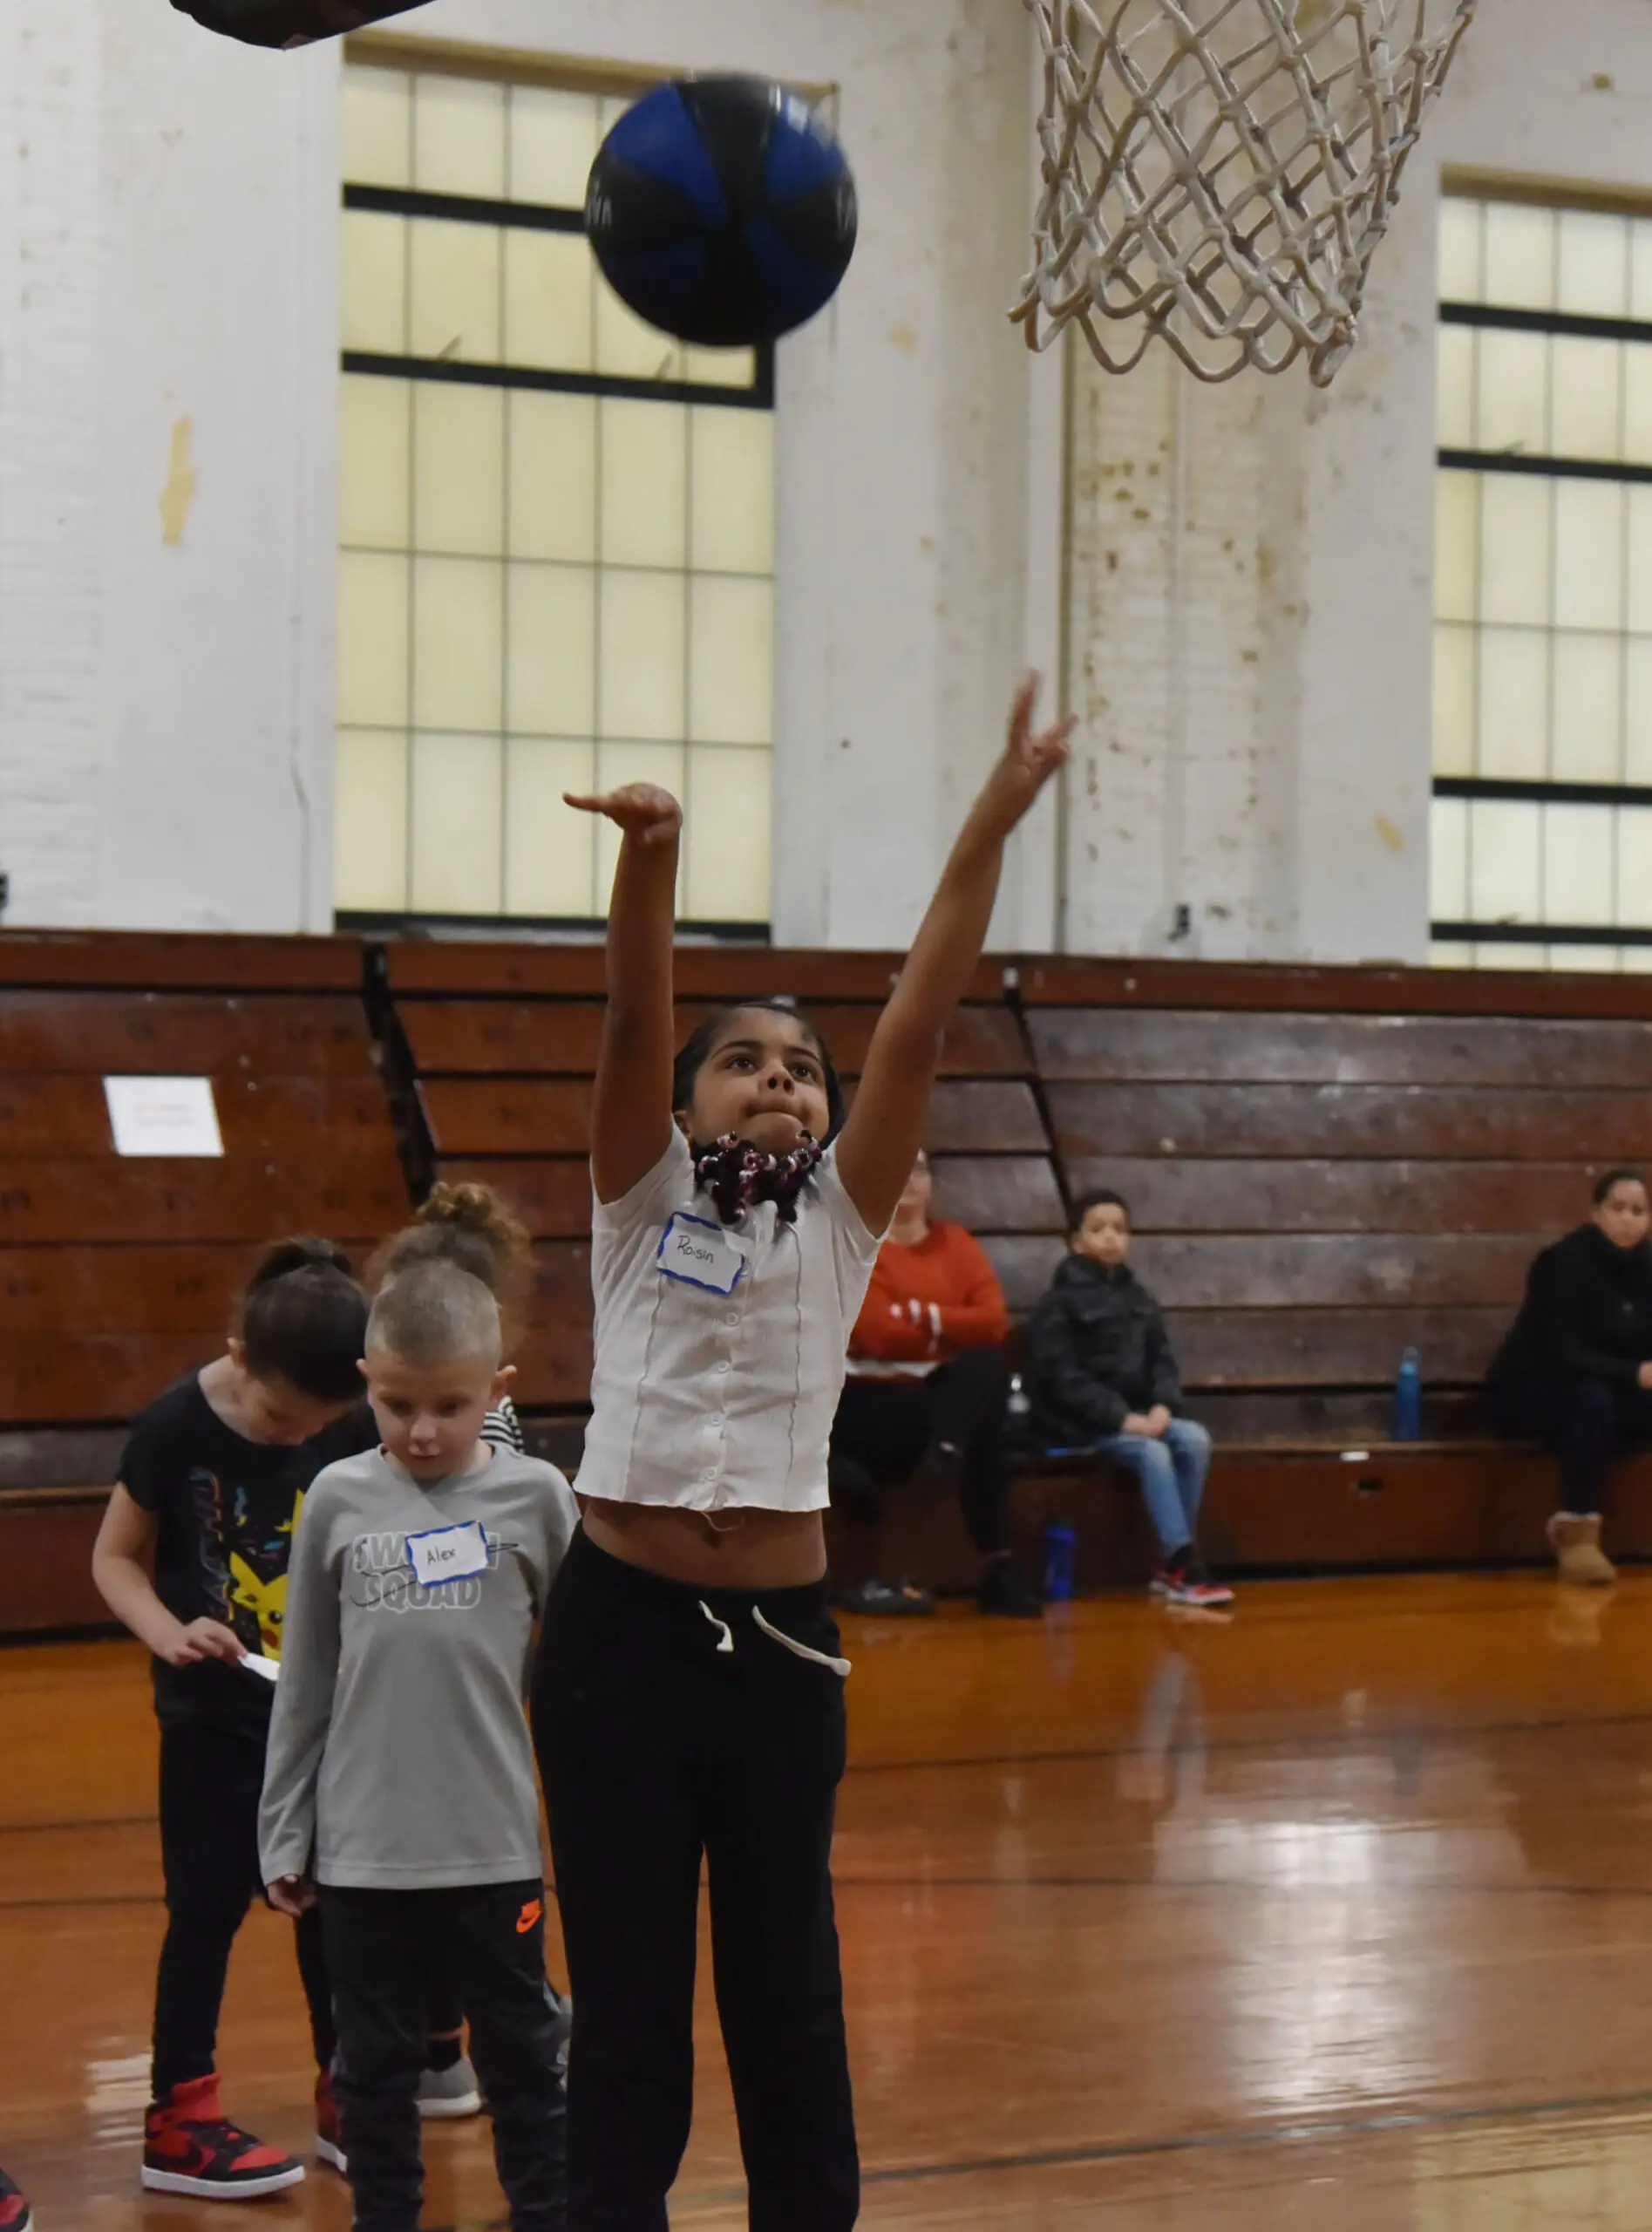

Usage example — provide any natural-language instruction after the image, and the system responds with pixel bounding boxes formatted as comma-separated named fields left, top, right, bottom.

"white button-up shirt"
left=578, top=1129, right=884, bottom=1513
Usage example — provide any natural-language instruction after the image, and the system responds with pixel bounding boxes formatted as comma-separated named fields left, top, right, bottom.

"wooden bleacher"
left=0, top=934, right=410, bottom=1633
left=10, top=929, right=1652, bottom=1631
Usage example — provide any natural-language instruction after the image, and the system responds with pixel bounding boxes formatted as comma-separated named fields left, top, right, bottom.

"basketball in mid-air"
left=171, top=0, right=432, bottom=47
left=586, top=76, right=858, bottom=350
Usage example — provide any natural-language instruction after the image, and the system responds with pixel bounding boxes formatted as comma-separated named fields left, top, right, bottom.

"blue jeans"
left=1096, top=1419, right=1213, bottom=1558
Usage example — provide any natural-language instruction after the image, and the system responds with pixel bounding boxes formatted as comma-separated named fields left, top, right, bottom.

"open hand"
left=162, top=1616, right=247, bottom=1669
left=267, top=1875, right=316, bottom=1919
left=564, top=784, right=682, bottom=847
left=981, top=675, right=1076, bottom=832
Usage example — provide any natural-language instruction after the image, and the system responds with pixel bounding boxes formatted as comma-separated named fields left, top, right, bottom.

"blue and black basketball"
left=586, top=76, right=858, bottom=350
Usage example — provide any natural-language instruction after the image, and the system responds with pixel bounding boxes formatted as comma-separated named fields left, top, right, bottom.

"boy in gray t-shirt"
left=260, top=1259, right=576, bottom=2232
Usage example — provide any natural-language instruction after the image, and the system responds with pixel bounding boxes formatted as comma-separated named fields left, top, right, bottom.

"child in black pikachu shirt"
left=261, top=1256, right=576, bottom=2232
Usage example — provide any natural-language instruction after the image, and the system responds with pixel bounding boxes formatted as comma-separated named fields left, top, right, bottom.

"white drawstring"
left=698, top=1601, right=735, bottom=1654
left=753, top=1607, right=852, bottom=1678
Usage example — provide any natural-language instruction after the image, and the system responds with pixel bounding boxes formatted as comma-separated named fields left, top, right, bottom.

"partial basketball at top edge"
left=586, top=76, right=858, bottom=350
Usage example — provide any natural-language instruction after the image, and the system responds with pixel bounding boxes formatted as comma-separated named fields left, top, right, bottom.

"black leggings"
left=153, top=1719, right=464, bottom=2102
left=830, top=1346, right=1011, bottom=1557
left=1490, top=1373, right=1652, bottom=1514
left=533, top=1529, right=857, bottom=2232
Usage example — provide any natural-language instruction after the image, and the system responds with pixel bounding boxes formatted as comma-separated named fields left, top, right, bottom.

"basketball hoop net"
left=1015, top=0, right=1478, bottom=385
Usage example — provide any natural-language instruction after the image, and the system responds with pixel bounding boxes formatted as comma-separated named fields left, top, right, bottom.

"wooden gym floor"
left=10, top=1574, right=1652, bottom=2227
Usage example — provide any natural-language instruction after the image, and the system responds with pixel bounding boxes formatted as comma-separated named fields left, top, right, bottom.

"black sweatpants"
left=320, top=1882, right=568, bottom=2232
left=1490, top=1373, right=1652, bottom=1514
left=533, top=1529, right=857, bottom=2232
left=830, top=1346, right=1011, bottom=1557
left=153, top=1719, right=337, bottom=2099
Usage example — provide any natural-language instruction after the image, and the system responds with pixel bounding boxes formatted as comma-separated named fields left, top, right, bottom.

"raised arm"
left=566, top=784, right=683, bottom=1204
left=834, top=677, right=1073, bottom=1235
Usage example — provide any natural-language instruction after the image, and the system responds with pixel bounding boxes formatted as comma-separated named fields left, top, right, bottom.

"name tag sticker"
left=657, top=1212, right=745, bottom=1296
left=405, top=1519, right=490, bottom=1589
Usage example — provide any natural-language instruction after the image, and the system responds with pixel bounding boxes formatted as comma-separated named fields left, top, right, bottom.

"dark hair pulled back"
left=238, top=1237, right=369, bottom=1404
left=671, top=998, right=847, bottom=1143
left=1594, top=1167, right=1649, bottom=1208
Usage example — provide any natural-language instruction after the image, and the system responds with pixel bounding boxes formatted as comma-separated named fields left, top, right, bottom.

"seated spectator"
left=831, top=1153, right=1041, bottom=1619
left=1487, top=1167, right=1652, bottom=1588
left=1025, top=1190, right=1233, bottom=1609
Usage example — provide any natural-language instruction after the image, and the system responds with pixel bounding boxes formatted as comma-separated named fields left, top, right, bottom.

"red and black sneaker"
left=1150, top=1547, right=1235, bottom=1609
left=141, top=2074, right=305, bottom=2199
left=316, top=2068, right=348, bottom=2174
left=0, top=2165, right=32, bottom=2232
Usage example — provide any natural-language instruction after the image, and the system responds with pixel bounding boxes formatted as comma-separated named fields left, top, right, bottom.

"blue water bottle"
left=1044, top=1524, right=1078, bottom=1603
left=1394, top=1347, right=1422, bottom=1442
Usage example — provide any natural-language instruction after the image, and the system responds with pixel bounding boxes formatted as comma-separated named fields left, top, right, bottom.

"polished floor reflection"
left=10, top=1575, right=1652, bottom=2226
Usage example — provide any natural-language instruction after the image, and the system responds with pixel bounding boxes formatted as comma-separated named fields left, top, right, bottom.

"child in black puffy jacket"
left=1026, top=1190, right=1232, bottom=1607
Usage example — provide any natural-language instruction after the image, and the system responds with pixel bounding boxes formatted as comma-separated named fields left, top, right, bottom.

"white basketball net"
left=1015, top=0, right=1478, bottom=384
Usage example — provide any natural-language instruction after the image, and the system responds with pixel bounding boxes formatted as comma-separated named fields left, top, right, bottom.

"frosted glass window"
left=1475, top=330, right=1547, bottom=459
left=1626, top=643, right=1652, bottom=784
left=1430, top=796, right=1470, bottom=920
left=1624, top=352, right=1652, bottom=467
left=600, top=400, right=689, bottom=568
left=503, top=231, right=594, bottom=373
left=409, top=221, right=501, bottom=364
left=690, top=410, right=775, bottom=574
left=335, top=732, right=409, bottom=912
left=1628, top=488, right=1652, bottom=632
left=342, top=212, right=408, bottom=355
left=1430, top=942, right=1474, bottom=968
left=685, top=748, right=772, bottom=922
left=1436, top=325, right=1473, bottom=450
left=506, top=565, right=597, bottom=736
left=1550, top=944, right=1624, bottom=973
left=414, top=76, right=506, bottom=200
left=504, top=738, right=597, bottom=917
left=1616, top=810, right=1652, bottom=929
left=1558, top=211, right=1629, bottom=317
left=1477, top=630, right=1548, bottom=782
left=598, top=572, right=687, bottom=741
left=343, top=70, right=411, bottom=189
left=338, top=553, right=410, bottom=728
left=1477, top=942, right=1547, bottom=971
left=507, top=392, right=597, bottom=563
left=508, top=87, right=600, bottom=207
left=1483, top=203, right=1555, bottom=311
left=410, top=733, right=504, bottom=915
left=1434, top=472, right=1478, bottom=625
left=690, top=578, right=774, bottom=746
left=1438, top=197, right=1482, bottom=301
left=413, top=384, right=505, bottom=557
left=339, top=376, right=411, bottom=550
left=1432, top=624, right=1476, bottom=776
left=1543, top=804, right=1615, bottom=926
left=1551, top=636, right=1623, bottom=783
left=1478, top=477, right=1550, bottom=627
left=1634, top=221, right=1652, bottom=322
left=1552, top=480, right=1623, bottom=631
left=1468, top=800, right=1541, bottom=922
left=339, top=67, right=775, bottom=927
left=1550, top=337, right=1621, bottom=462
left=412, top=557, right=504, bottom=731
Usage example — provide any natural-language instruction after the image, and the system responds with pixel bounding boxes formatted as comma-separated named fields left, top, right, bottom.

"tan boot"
left=1547, top=1511, right=1618, bottom=1587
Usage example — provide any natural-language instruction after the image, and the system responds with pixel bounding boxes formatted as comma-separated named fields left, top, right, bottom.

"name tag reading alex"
left=405, top=1519, right=490, bottom=1589
left=657, top=1211, right=745, bottom=1296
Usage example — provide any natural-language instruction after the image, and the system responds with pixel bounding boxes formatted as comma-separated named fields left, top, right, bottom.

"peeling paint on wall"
left=160, top=417, right=198, bottom=547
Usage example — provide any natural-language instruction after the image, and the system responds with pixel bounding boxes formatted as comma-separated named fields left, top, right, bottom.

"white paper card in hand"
left=241, top=1652, right=281, bottom=1684
left=104, top=1076, right=224, bottom=1159
left=405, top=1520, right=491, bottom=1588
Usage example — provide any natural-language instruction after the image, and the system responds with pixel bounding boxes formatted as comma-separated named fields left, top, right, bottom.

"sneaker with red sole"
left=141, top=2075, right=305, bottom=2199
left=0, top=2166, right=32, bottom=2232
left=1150, top=1549, right=1234, bottom=1609
left=316, top=2070, right=347, bottom=2174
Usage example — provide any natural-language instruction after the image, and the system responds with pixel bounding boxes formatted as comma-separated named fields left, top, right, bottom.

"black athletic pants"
left=152, top=1719, right=465, bottom=2103
left=830, top=1346, right=1011, bottom=1557
left=534, top=1529, right=858, bottom=2232
left=153, top=1720, right=337, bottom=2099
left=321, top=1882, right=568, bottom=2232
left=1490, top=1374, right=1652, bottom=1514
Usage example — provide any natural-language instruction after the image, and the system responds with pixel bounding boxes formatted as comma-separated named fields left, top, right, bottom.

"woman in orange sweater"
left=831, top=1153, right=1040, bottom=1617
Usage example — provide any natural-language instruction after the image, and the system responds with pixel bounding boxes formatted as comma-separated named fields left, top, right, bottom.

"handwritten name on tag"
left=657, top=1212, right=745, bottom=1296
left=405, top=1519, right=490, bottom=1589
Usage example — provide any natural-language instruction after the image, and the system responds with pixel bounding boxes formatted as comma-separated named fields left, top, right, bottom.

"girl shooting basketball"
left=532, top=676, right=1072, bottom=2231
